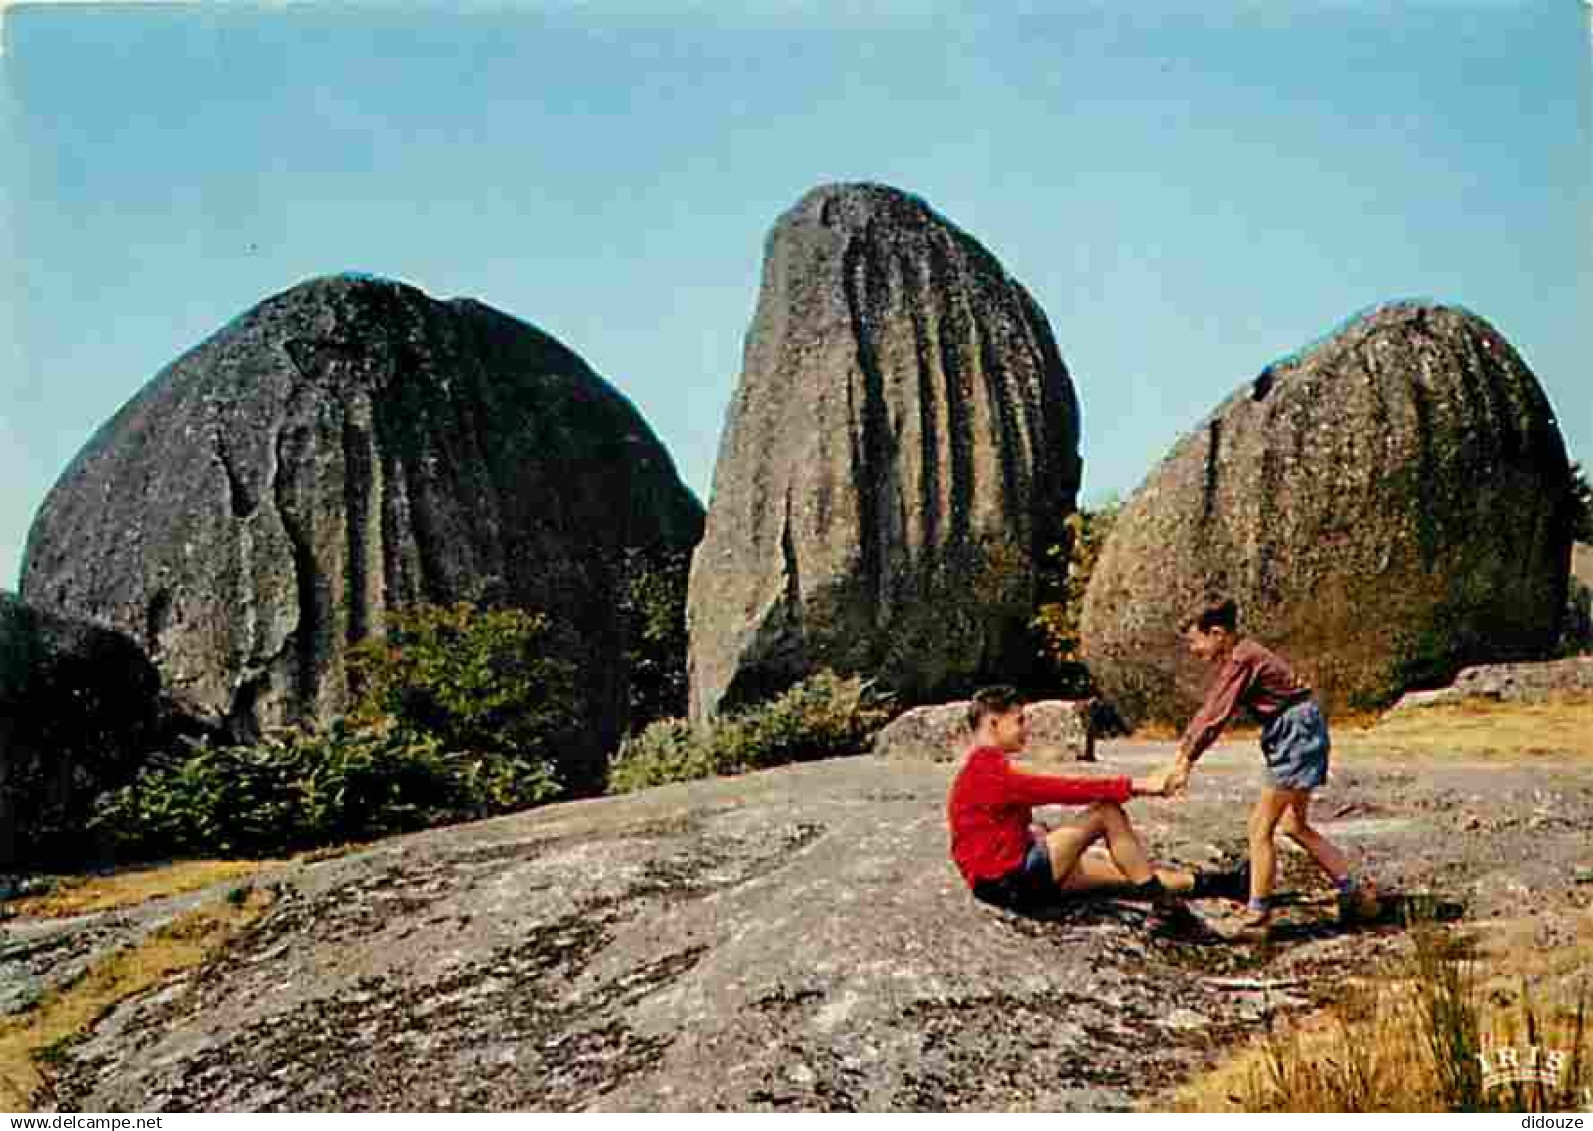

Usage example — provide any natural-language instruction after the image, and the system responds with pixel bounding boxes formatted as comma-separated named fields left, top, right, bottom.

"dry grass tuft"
left=1164, top=923, right=1593, bottom=1112
left=1332, top=693, right=1593, bottom=761
left=8, top=859, right=269, bottom=919
left=0, top=887, right=273, bottom=1111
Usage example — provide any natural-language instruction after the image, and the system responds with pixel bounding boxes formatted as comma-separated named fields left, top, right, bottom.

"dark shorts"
left=1260, top=697, right=1330, bottom=790
left=972, top=840, right=1055, bottom=912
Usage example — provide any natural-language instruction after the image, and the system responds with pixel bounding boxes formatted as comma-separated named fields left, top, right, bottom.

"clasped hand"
left=1161, top=754, right=1192, bottom=798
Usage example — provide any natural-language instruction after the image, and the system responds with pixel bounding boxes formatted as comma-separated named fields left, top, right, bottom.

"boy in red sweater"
left=948, top=685, right=1211, bottom=914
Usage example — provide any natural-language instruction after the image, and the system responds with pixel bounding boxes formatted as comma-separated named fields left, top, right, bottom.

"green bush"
left=716, top=670, right=894, bottom=770
left=1032, top=502, right=1118, bottom=696
left=1569, top=461, right=1592, bottom=544
left=347, top=602, right=581, bottom=767
left=89, top=721, right=561, bottom=859
left=88, top=601, right=577, bottom=860
left=606, top=718, right=715, bottom=794
left=617, top=545, right=692, bottom=727
left=607, top=671, right=894, bottom=793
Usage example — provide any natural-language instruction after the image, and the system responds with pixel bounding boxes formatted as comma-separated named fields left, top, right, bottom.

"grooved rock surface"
left=22, top=747, right=1593, bottom=1112
left=0, top=592, right=161, bottom=869
left=20, top=276, right=703, bottom=788
left=875, top=700, right=1095, bottom=763
left=1081, top=302, right=1574, bottom=725
left=687, top=183, right=1081, bottom=726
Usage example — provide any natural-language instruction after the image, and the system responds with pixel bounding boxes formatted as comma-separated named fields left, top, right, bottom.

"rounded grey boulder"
left=873, top=699, right=1095, bottom=763
left=1081, top=302, right=1575, bottom=724
left=21, top=275, right=703, bottom=790
left=687, top=184, right=1081, bottom=725
left=0, top=591, right=162, bottom=868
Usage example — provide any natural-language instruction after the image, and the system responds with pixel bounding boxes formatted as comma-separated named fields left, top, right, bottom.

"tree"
left=347, top=602, right=579, bottom=771
left=1032, top=500, right=1120, bottom=693
left=617, top=545, right=693, bottom=730
left=1569, top=461, right=1593, bottom=543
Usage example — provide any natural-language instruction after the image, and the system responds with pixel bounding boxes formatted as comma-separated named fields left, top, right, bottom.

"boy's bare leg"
left=1054, top=850, right=1196, bottom=894
left=1280, top=791, right=1378, bottom=917
left=1247, top=789, right=1295, bottom=909
left=1157, top=864, right=1195, bottom=894
left=1044, top=803, right=1194, bottom=894
left=1277, top=790, right=1350, bottom=881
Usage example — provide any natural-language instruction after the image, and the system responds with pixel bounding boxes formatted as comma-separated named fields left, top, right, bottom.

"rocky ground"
left=5, top=739, right=1592, bottom=1112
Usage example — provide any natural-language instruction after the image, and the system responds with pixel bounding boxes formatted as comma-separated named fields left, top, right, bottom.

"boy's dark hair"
left=1179, top=596, right=1239, bottom=634
left=968, top=685, right=1024, bottom=732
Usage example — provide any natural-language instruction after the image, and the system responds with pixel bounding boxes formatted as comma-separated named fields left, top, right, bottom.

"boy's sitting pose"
left=1163, top=597, right=1379, bottom=934
left=948, top=685, right=1236, bottom=916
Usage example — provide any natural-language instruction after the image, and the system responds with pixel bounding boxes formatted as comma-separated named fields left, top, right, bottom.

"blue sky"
left=2, top=1, right=1590, bottom=591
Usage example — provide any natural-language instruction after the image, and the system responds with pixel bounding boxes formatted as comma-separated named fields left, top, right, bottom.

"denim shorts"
left=972, top=840, right=1055, bottom=911
left=1260, top=698, right=1330, bottom=790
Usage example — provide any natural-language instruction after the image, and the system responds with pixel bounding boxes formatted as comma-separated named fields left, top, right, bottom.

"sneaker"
left=1128, top=877, right=1204, bottom=933
left=1193, top=865, right=1251, bottom=903
left=1125, top=876, right=1165, bottom=900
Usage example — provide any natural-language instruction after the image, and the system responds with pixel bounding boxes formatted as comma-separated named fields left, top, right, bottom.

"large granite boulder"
left=21, top=275, right=703, bottom=791
left=25, top=749, right=1593, bottom=1111
left=874, top=699, right=1095, bottom=763
left=0, top=591, right=163, bottom=869
left=688, top=184, right=1081, bottom=726
left=1081, top=302, right=1575, bottom=725
left=1390, top=655, right=1593, bottom=710
left=1449, top=656, right=1593, bottom=702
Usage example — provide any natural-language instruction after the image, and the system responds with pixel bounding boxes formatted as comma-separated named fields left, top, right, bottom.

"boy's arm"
left=1166, top=654, right=1257, bottom=794
left=1005, top=762, right=1160, bottom=803
left=1178, top=654, right=1256, bottom=766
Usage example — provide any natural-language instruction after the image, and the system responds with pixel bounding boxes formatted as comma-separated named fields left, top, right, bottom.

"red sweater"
left=946, top=746, right=1133, bottom=886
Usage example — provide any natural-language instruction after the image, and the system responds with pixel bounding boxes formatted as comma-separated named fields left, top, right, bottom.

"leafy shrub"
left=714, top=670, right=894, bottom=770
left=608, top=671, right=894, bottom=793
left=89, top=601, right=577, bottom=861
left=1569, top=461, right=1592, bottom=544
left=605, top=718, right=714, bottom=794
left=90, top=721, right=560, bottom=859
left=347, top=601, right=579, bottom=770
left=1031, top=502, right=1118, bottom=696
left=617, top=545, right=692, bottom=727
